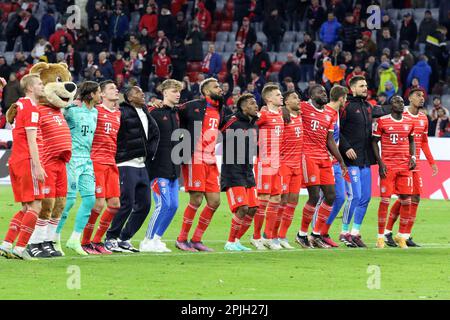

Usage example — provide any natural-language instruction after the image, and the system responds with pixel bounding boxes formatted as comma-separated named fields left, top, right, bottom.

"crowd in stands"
left=0, top=0, right=449, bottom=137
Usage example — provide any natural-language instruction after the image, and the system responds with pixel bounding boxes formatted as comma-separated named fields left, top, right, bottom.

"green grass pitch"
left=0, top=186, right=449, bottom=300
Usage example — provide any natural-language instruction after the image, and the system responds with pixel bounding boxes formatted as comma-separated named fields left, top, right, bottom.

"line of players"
left=0, top=73, right=437, bottom=259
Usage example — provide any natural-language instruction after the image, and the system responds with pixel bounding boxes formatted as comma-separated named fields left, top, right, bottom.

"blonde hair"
left=261, top=83, right=280, bottom=102
left=158, top=79, right=183, bottom=93
left=199, top=77, right=218, bottom=95
left=20, top=73, right=41, bottom=93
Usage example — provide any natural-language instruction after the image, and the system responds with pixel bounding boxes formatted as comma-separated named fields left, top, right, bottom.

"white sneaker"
left=279, top=238, right=294, bottom=249
left=250, top=238, right=267, bottom=250
left=139, top=238, right=162, bottom=252
left=155, top=239, right=172, bottom=252
left=265, top=239, right=282, bottom=250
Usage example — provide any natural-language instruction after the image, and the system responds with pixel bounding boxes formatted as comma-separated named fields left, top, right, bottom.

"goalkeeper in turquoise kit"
left=55, top=81, right=100, bottom=255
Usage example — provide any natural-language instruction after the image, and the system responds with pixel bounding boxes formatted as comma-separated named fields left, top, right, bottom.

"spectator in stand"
left=341, top=12, right=361, bottom=52
left=109, top=6, right=129, bottom=52
left=39, top=9, right=55, bottom=40
left=127, top=50, right=143, bottom=81
left=139, top=28, right=153, bottom=50
left=195, top=1, right=211, bottom=32
left=399, top=13, right=418, bottom=48
left=1, top=73, right=22, bottom=114
left=10, top=52, right=26, bottom=73
left=113, top=52, right=126, bottom=79
left=227, top=42, right=251, bottom=79
left=376, top=92, right=388, bottom=106
left=320, top=12, right=341, bottom=47
left=430, top=96, right=450, bottom=120
left=278, top=53, right=300, bottom=86
left=250, top=42, right=271, bottom=80
left=263, top=9, right=285, bottom=52
left=403, top=77, right=427, bottom=101
left=175, top=11, right=189, bottom=41
left=201, top=43, right=222, bottom=78
left=418, top=10, right=439, bottom=53
left=184, top=21, right=204, bottom=62
left=221, top=81, right=231, bottom=102
left=98, top=52, right=114, bottom=80
left=391, top=51, right=403, bottom=88
left=236, top=17, right=257, bottom=56
left=180, top=78, right=194, bottom=103
left=429, top=108, right=449, bottom=137
left=407, top=55, right=432, bottom=93
left=88, top=1, right=109, bottom=31
left=0, top=56, right=12, bottom=81
left=328, top=0, right=347, bottom=23
left=190, top=73, right=204, bottom=98
left=154, top=30, right=171, bottom=52
left=352, top=38, right=368, bottom=68
left=65, top=44, right=82, bottom=82
left=306, top=0, right=326, bottom=39
left=152, top=46, right=172, bottom=87
left=378, top=62, right=398, bottom=95
left=88, top=21, right=109, bottom=54
left=346, top=65, right=366, bottom=87
left=140, top=48, right=153, bottom=92
left=58, top=36, right=69, bottom=54
left=20, top=9, right=39, bottom=52
left=226, top=66, right=247, bottom=93
left=245, top=82, right=262, bottom=106
left=49, top=24, right=74, bottom=52
left=247, top=0, right=263, bottom=23
left=226, top=86, right=241, bottom=111
left=170, top=38, right=188, bottom=81
left=31, top=37, right=49, bottom=61
left=381, top=80, right=396, bottom=101
left=361, top=31, right=377, bottom=56
left=302, top=79, right=317, bottom=100
left=127, top=34, right=141, bottom=53
left=93, top=69, right=105, bottom=82
left=425, top=26, right=449, bottom=87
left=5, top=9, right=22, bottom=51
left=377, top=12, right=397, bottom=43
left=158, top=4, right=176, bottom=40
left=250, top=71, right=265, bottom=94
left=139, top=4, right=158, bottom=39
left=297, top=32, right=316, bottom=82
left=378, top=28, right=397, bottom=57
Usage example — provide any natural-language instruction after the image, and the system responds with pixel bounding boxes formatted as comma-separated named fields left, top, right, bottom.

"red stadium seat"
left=187, top=72, right=199, bottom=82
left=270, top=62, right=284, bottom=73
left=221, top=60, right=227, bottom=72
left=220, top=20, right=232, bottom=31
left=187, top=62, right=202, bottom=72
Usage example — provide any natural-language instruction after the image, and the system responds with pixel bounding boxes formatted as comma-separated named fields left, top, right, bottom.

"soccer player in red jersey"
left=384, top=88, right=438, bottom=247
left=81, top=80, right=121, bottom=254
left=372, top=95, right=416, bottom=249
left=0, top=74, right=46, bottom=260
left=274, top=90, right=303, bottom=249
left=251, top=83, right=285, bottom=250
left=295, top=85, right=347, bottom=249
left=176, top=78, right=230, bottom=252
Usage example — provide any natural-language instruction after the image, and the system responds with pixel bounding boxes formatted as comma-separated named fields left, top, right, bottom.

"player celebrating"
left=372, top=95, right=416, bottom=249
left=55, top=81, right=100, bottom=255
left=296, top=85, right=347, bottom=249
left=251, top=83, right=284, bottom=250
left=384, top=88, right=437, bottom=247
left=140, top=79, right=183, bottom=253
left=0, top=74, right=46, bottom=260
left=81, top=80, right=121, bottom=254
left=176, top=78, right=230, bottom=252
left=221, top=93, right=259, bottom=251
left=274, top=90, right=303, bottom=249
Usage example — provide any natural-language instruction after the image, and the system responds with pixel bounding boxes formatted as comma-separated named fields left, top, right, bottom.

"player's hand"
left=431, top=164, right=438, bottom=176
left=149, top=99, right=163, bottom=108
left=340, top=162, right=348, bottom=178
left=409, top=157, right=416, bottom=171
left=379, top=162, right=387, bottom=179
left=0, top=77, right=6, bottom=88
left=33, top=162, right=47, bottom=183
left=346, top=148, right=357, bottom=160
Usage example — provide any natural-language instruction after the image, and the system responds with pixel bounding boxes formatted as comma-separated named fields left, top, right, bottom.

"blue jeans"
left=299, top=64, right=314, bottom=82
left=342, top=166, right=372, bottom=226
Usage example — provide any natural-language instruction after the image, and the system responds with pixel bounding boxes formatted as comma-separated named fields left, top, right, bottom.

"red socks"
left=81, top=209, right=100, bottom=245
left=399, top=197, right=411, bottom=234
left=386, top=199, right=401, bottom=231
left=228, top=214, right=243, bottom=242
left=313, top=202, right=333, bottom=235
left=406, top=201, right=419, bottom=234
left=16, top=209, right=38, bottom=248
left=263, top=201, right=279, bottom=239
left=236, top=215, right=254, bottom=240
left=191, top=205, right=216, bottom=242
left=377, top=197, right=390, bottom=235
left=177, top=203, right=199, bottom=242
left=253, top=199, right=268, bottom=239
left=93, top=207, right=119, bottom=243
left=278, top=202, right=296, bottom=239
left=4, top=209, right=26, bottom=244
left=272, top=204, right=285, bottom=239
left=300, top=202, right=316, bottom=234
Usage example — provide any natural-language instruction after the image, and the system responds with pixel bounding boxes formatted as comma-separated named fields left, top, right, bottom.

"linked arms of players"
left=326, top=131, right=347, bottom=177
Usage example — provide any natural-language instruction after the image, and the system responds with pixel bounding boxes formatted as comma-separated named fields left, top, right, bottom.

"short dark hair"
left=308, top=84, right=323, bottom=97
left=349, top=75, right=366, bottom=88
left=283, top=90, right=297, bottom=102
left=330, top=85, right=348, bottom=102
left=408, top=87, right=425, bottom=97
left=236, top=93, right=255, bottom=111
left=100, top=80, right=115, bottom=92
left=77, top=81, right=100, bottom=102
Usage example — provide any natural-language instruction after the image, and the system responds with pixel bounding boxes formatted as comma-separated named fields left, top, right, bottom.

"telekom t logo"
left=390, top=133, right=399, bottom=144
left=209, top=118, right=218, bottom=129
left=311, top=120, right=320, bottom=131
left=105, top=122, right=112, bottom=134
left=53, top=116, right=62, bottom=126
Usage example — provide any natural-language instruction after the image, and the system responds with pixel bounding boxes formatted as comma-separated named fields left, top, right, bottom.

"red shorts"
left=93, top=162, right=121, bottom=199
left=182, top=162, right=220, bottom=193
left=226, top=186, right=259, bottom=213
left=255, top=162, right=281, bottom=195
left=279, top=165, right=302, bottom=194
left=412, top=171, right=423, bottom=195
left=9, top=159, right=44, bottom=203
left=43, top=159, right=68, bottom=198
left=302, top=155, right=334, bottom=187
left=380, top=169, right=413, bottom=197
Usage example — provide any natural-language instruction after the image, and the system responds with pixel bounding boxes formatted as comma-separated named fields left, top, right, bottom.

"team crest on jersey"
left=381, top=186, right=386, bottom=193
left=325, top=115, right=330, bottom=121
left=194, top=180, right=202, bottom=188
left=96, top=187, right=102, bottom=194
left=420, top=120, right=424, bottom=126
left=310, top=176, right=316, bottom=183
left=403, top=125, right=409, bottom=130
left=237, top=196, right=243, bottom=203
left=43, top=187, right=50, bottom=195
left=282, top=184, right=288, bottom=191
left=263, top=183, right=269, bottom=190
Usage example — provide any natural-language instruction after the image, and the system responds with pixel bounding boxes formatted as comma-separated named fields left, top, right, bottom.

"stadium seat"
left=187, top=62, right=202, bottom=72
left=267, top=71, right=279, bottom=83
left=298, top=82, right=308, bottom=92
left=296, top=33, right=304, bottom=43
left=0, top=41, right=6, bottom=53
left=270, top=62, right=284, bottom=73
left=225, top=42, right=236, bottom=52
left=387, top=9, right=399, bottom=21
left=430, top=8, right=439, bottom=19
left=215, top=31, right=229, bottom=42
left=207, top=30, right=217, bottom=41
left=186, top=71, right=199, bottom=82
left=4, top=52, right=14, bottom=64
left=268, top=52, right=277, bottom=62
left=413, top=8, right=426, bottom=21
left=280, top=42, right=293, bottom=52
left=276, top=52, right=290, bottom=63
left=214, top=41, right=225, bottom=52
left=232, top=21, right=239, bottom=32
left=222, top=52, right=232, bottom=64
left=283, top=32, right=296, bottom=42
left=220, top=20, right=233, bottom=32
left=254, top=22, right=263, bottom=32
left=441, top=95, right=450, bottom=109
left=220, top=60, right=227, bottom=72
left=256, top=32, right=267, bottom=42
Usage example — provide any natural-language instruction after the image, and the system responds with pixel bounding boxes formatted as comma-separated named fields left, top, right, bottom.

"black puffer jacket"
left=116, top=101, right=160, bottom=166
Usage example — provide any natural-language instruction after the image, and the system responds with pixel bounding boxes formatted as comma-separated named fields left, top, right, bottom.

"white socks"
left=28, top=218, right=48, bottom=244
left=47, top=218, right=60, bottom=242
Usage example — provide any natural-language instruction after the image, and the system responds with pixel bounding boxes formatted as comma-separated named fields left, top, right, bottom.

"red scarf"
left=232, top=73, right=238, bottom=87
left=205, top=96, right=219, bottom=108
left=202, top=52, right=212, bottom=73
left=231, top=53, right=245, bottom=74
left=236, top=26, right=249, bottom=44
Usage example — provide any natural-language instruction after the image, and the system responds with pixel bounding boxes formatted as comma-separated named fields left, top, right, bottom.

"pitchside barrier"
left=1, top=129, right=449, bottom=199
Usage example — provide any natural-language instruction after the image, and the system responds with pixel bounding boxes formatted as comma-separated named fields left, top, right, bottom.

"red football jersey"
left=91, top=104, right=121, bottom=165
left=38, top=105, right=72, bottom=165
left=9, top=97, right=43, bottom=165
left=256, top=107, right=284, bottom=168
left=373, top=114, right=415, bottom=170
left=301, top=101, right=336, bottom=160
left=404, top=109, right=433, bottom=171
left=193, top=104, right=220, bottom=164
left=280, top=113, right=303, bottom=168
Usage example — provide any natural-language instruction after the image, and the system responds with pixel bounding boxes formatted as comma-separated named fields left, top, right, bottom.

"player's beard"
left=209, top=93, right=224, bottom=104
